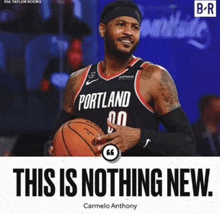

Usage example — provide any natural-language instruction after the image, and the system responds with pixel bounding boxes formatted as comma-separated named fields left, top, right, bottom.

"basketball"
left=52, top=118, right=105, bottom=156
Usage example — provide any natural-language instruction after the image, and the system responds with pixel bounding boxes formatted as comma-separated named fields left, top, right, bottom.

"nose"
left=123, top=25, right=133, bottom=35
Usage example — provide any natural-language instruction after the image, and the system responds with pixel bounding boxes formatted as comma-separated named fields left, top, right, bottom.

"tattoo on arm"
left=63, top=74, right=77, bottom=113
left=140, top=65, right=154, bottom=80
left=159, top=69, right=180, bottom=111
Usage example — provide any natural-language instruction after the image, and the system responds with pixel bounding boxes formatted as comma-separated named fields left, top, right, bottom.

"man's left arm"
left=140, top=65, right=196, bottom=155
left=96, top=66, right=196, bottom=156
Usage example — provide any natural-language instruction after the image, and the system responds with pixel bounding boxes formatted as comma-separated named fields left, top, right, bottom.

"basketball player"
left=45, top=0, right=196, bottom=156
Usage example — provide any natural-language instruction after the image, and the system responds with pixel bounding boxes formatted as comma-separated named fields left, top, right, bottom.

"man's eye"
left=117, top=23, right=125, bottom=26
left=133, top=26, right=140, bottom=30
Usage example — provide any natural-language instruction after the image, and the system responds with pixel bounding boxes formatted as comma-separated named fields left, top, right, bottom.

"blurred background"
left=0, top=0, right=219, bottom=156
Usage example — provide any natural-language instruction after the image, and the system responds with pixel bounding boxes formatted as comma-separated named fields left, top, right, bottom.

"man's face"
left=211, top=99, right=220, bottom=124
left=205, top=99, right=220, bottom=124
left=101, top=16, right=141, bottom=59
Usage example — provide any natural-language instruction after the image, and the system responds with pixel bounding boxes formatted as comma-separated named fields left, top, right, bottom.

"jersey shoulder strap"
left=128, top=58, right=148, bottom=73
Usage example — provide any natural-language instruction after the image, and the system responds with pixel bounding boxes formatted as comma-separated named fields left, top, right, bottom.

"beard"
left=104, top=33, right=139, bottom=60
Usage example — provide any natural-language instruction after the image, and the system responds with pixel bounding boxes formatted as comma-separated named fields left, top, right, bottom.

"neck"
left=102, top=54, right=134, bottom=76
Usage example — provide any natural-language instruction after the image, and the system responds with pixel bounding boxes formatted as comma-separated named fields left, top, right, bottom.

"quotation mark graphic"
left=107, top=149, right=114, bottom=156
left=102, top=144, right=120, bottom=162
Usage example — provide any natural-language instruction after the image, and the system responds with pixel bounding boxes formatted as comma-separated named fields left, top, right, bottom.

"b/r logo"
left=194, top=0, right=217, bottom=17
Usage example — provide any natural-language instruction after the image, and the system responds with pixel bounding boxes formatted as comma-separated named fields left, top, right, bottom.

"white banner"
left=0, top=157, right=219, bottom=214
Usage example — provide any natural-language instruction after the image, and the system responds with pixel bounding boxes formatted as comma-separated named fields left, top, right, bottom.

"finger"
left=49, top=146, right=55, bottom=156
left=97, top=131, right=118, bottom=143
left=96, top=138, right=120, bottom=152
left=96, top=142, right=110, bottom=152
left=94, top=134, right=105, bottom=144
left=107, top=119, right=119, bottom=130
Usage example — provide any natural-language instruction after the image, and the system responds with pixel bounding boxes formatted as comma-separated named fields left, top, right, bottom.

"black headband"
left=101, top=6, right=141, bottom=24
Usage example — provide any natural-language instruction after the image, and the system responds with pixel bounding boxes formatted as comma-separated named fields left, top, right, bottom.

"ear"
left=99, top=23, right=106, bottom=38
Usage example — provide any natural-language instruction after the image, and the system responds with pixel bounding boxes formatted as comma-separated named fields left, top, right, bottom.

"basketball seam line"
left=69, top=121, right=104, bottom=135
left=62, top=125, right=72, bottom=156
left=67, top=123, right=97, bottom=156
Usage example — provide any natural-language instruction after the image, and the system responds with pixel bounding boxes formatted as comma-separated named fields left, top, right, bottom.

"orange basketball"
left=52, top=118, right=105, bottom=156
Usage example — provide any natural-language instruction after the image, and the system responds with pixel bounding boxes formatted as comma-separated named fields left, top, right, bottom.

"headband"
left=101, top=6, right=142, bottom=24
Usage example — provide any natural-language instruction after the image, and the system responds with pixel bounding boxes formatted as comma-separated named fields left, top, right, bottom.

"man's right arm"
left=44, top=68, right=87, bottom=156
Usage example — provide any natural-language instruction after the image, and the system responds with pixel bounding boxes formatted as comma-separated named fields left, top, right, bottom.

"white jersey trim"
left=134, top=62, right=155, bottom=113
left=73, top=65, right=91, bottom=104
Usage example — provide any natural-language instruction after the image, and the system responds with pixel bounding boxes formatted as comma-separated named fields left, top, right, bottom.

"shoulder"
left=63, top=66, right=92, bottom=114
left=140, top=62, right=180, bottom=115
left=141, top=62, right=171, bottom=82
left=69, top=66, right=90, bottom=83
left=66, top=65, right=91, bottom=89
left=141, top=62, right=176, bottom=94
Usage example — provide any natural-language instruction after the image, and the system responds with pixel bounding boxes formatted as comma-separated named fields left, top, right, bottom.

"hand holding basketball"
left=49, top=146, right=55, bottom=156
